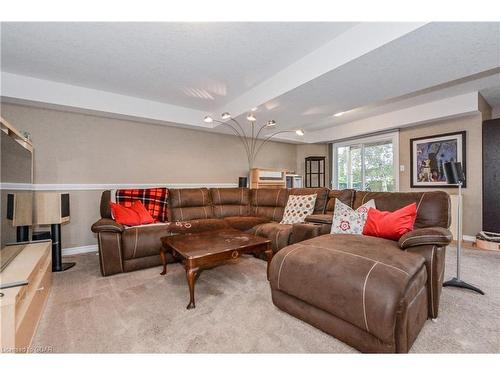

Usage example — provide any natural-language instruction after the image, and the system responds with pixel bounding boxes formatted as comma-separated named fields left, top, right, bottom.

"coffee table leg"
left=160, top=248, right=168, bottom=275
left=186, top=267, right=198, bottom=309
left=265, top=249, right=273, bottom=281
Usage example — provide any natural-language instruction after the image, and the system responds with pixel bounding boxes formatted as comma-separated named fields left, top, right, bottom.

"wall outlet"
left=400, top=165, right=405, bottom=172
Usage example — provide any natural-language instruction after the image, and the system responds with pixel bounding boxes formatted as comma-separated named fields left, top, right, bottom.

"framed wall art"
left=410, top=131, right=466, bottom=188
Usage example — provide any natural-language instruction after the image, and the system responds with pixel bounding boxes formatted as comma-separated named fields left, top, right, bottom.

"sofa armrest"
left=91, top=218, right=124, bottom=233
left=398, top=227, right=452, bottom=249
left=290, top=223, right=321, bottom=244
left=304, top=214, right=332, bottom=225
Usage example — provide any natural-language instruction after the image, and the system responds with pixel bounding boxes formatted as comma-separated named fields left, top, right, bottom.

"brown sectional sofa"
left=91, top=187, right=329, bottom=276
left=91, top=186, right=452, bottom=352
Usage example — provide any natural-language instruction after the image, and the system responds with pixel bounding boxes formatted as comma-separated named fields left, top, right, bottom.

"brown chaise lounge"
left=269, top=191, right=452, bottom=353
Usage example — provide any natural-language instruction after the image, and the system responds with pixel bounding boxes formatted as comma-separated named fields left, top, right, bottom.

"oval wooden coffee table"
left=160, top=229, right=272, bottom=309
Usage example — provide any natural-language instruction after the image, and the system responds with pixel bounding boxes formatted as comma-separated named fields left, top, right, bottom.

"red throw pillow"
left=362, top=203, right=417, bottom=241
left=131, top=200, right=154, bottom=224
left=111, top=201, right=155, bottom=226
left=111, top=202, right=141, bottom=226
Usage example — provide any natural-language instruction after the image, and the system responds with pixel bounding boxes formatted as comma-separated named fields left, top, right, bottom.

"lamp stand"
left=443, top=182, right=484, bottom=295
left=51, top=223, right=75, bottom=272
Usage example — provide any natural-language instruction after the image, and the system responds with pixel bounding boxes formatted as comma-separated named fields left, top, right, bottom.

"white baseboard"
left=462, top=235, right=476, bottom=242
left=62, top=244, right=98, bottom=256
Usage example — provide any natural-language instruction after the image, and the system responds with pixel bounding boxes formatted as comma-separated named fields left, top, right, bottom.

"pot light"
left=333, top=112, right=344, bottom=117
left=295, top=129, right=305, bottom=136
left=204, top=116, right=214, bottom=123
left=246, top=113, right=257, bottom=122
left=221, top=112, right=231, bottom=120
left=251, top=107, right=258, bottom=112
left=266, top=120, right=277, bottom=127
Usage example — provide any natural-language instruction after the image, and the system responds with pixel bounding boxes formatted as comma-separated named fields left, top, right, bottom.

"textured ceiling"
left=246, top=22, right=500, bottom=131
left=0, top=22, right=355, bottom=111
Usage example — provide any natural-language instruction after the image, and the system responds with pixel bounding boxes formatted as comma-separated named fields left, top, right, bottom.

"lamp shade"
left=444, top=161, right=465, bottom=184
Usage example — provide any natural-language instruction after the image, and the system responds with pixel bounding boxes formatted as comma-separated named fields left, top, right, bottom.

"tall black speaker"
left=483, top=119, right=500, bottom=234
left=443, top=161, right=465, bottom=184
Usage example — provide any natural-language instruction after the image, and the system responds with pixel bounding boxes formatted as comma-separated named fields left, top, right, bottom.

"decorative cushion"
left=363, top=203, right=417, bottom=241
left=116, top=188, right=169, bottom=222
left=330, top=199, right=375, bottom=234
left=280, top=194, right=317, bottom=224
left=110, top=202, right=141, bottom=226
left=130, top=201, right=154, bottom=225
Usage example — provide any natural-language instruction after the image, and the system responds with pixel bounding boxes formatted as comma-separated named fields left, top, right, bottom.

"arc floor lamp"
left=203, top=111, right=304, bottom=171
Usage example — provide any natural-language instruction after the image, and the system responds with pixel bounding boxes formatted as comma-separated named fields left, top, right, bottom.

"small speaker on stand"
left=238, top=177, right=248, bottom=188
left=443, top=162, right=484, bottom=295
left=34, top=192, right=75, bottom=272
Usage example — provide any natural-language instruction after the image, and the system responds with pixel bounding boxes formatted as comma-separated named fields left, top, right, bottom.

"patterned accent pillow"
left=280, top=194, right=317, bottom=224
left=330, top=199, right=376, bottom=235
left=115, top=188, right=169, bottom=222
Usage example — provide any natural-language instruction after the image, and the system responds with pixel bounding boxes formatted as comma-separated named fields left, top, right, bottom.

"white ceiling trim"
left=214, top=22, right=427, bottom=118
left=0, top=72, right=210, bottom=129
left=306, top=92, right=480, bottom=143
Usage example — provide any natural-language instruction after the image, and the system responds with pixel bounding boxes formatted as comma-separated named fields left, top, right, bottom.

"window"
left=332, top=132, right=399, bottom=192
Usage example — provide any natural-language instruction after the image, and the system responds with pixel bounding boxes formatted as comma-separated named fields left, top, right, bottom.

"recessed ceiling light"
left=251, top=107, right=258, bottom=112
left=221, top=112, right=231, bottom=120
left=333, top=112, right=345, bottom=117
left=295, top=129, right=305, bottom=136
left=246, top=113, right=257, bottom=122
left=204, top=116, right=214, bottom=123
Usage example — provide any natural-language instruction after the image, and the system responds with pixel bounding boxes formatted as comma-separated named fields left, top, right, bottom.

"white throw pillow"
left=280, top=194, right=317, bottom=224
left=330, top=199, right=376, bottom=235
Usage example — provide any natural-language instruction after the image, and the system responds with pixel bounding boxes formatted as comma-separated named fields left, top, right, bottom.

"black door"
left=483, top=119, right=500, bottom=233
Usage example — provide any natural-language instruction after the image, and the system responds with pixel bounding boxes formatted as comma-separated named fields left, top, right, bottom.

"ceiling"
left=1, top=22, right=499, bottom=142
left=0, top=22, right=354, bottom=110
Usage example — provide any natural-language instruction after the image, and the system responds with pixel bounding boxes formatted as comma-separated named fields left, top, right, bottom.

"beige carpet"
left=32, top=245, right=500, bottom=353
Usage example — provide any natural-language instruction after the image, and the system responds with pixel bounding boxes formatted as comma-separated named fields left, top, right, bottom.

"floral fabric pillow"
left=280, top=194, right=317, bottom=224
left=330, top=199, right=376, bottom=234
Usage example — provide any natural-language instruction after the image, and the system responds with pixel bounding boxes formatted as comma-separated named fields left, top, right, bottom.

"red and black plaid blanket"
left=115, top=188, right=169, bottom=222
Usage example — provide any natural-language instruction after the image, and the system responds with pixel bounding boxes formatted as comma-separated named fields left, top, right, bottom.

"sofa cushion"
left=289, top=188, right=329, bottom=214
left=223, top=216, right=270, bottom=231
left=248, top=222, right=293, bottom=252
left=331, top=199, right=375, bottom=235
left=250, top=188, right=289, bottom=221
left=363, top=203, right=417, bottom=241
left=353, top=191, right=450, bottom=229
left=211, top=188, right=250, bottom=218
left=168, top=188, right=214, bottom=221
left=325, top=189, right=355, bottom=214
left=280, top=194, right=317, bottom=224
left=269, top=234, right=426, bottom=343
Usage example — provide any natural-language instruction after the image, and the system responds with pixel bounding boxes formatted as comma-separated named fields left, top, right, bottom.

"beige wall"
left=1, top=103, right=297, bottom=248
left=399, top=114, right=483, bottom=236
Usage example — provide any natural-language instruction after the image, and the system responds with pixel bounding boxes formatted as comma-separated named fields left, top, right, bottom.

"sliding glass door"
left=332, top=132, right=398, bottom=192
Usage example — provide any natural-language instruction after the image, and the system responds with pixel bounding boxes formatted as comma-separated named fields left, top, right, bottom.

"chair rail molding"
left=0, top=182, right=239, bottom=191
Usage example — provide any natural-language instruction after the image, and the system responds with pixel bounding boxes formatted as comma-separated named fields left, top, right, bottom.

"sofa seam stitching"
left=277, top=245, right=305, bottom=289
left=307, top=244, right=410, bottom=276
left=363, top=262, right=378, bottom=333
left=116, top=233, right=124, bottom=272
left=132, top=227, right=139, bottom=259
